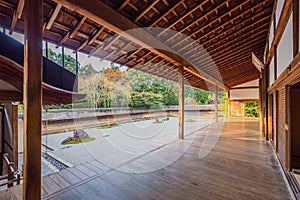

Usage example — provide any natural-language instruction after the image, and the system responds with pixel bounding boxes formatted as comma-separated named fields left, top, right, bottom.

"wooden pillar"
left=265, top=67, right=269, bottom=140
left=12, top=105, right=18, bottom=171
left=228, top=91, right=231, bottom=118
left=259, top=77, right=264, bottom=134
left=261, top=67, right=269, bottom=140
left=45, top=41, right=48, bottom=58
left=75, top=51, right=79, bottom=75
left=23, top=0, right=43, bottom=199
left=0, top=107, right=4, bottom=175
left=178, top=65, right=184, bottom=140
left=215, top=85, right=218, bottom=123
left=62, top=46, right=65, bottom=68
left=293, top=0, right=299, bottom=57
left=274, top=45, right=277, bottom=80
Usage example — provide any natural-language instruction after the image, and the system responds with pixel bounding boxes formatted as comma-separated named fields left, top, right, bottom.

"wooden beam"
left=88, top=26, right=105, bottom=45
left=0, top=91, right=22, bottom=102
left=157, top=0, right=210, bottom=38
left=118, top=0, right=130, bottom=11
left=134, top=0, right=159, bottom=23
left=215, top=85, right=218, bottom=123
left=178, top=65, right=184, bottom=140
left=252, top=52, right=265, bottom=72
left=12, top=104, right=18, bottom=171
left=46, top=3, right=62, bottom=30
left=177, top=10, right=272, bottom=54
left=75, top=39, right=88, bottom=52
left=52, top=0, right=228, bottom=90
left=70, top=16, right=87, bottom=38
left=164, top=1, right=227, bottom=43
left=150, top=1, right=182, bottom=26
left=9, top=0, right=24, bottom=34
left=57, top=32, right=70, bottom=46
left=230, top=86, right=259, bottom=90
left=23, top=0, right=43, bottom=199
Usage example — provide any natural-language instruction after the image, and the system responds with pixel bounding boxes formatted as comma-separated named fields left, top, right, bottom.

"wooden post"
left=215, top=85, right=218, bottom=123
left=62, top=46, right=65, bottom=68
left=45, top=42, right=48, bottom=58
left=0, top=107, right=4, bottom=175
left=178, top=65, right=184, bottom=140
left=265, top=67, right=269, bottom=140
left=259, top=76, right=264, bottom=135
left=12, top=105, right=18, bottom=171
left=75, top=51, right=79, bottom=75
left=23, top=0, right=43, bottom=199
left=274, top=45, right=277, bottom=80
left=228, top=91, right=231, bottom=118
left=293, top=0, right=299, bottom=57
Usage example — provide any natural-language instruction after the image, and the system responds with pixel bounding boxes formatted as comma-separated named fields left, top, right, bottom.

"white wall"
left=230, top=89, right=259, bottom=100
left=276, top=0, right=285, bottom=27
left=231, top=79, right=258, bottom=88
left=277, top=14, right=293, bottom=76
left=269, top=19, right=274, bottom=51
left=269, top=57, right=275, bottom=85
left=230, top=79, right=259, bottom=100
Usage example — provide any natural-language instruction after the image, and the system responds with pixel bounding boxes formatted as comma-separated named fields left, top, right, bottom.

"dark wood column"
left=293, top=0, right=299, bottom=57
left=178, top=65, right=184, bottom=140
left=215, top=85, right=218, bottom=123
left=23, top=0, right=43, bottom=199
left=12, top=104, right=18, bottom=171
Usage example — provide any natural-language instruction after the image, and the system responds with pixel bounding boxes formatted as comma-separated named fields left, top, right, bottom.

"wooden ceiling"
left=0, top=0, right=274, bottom=91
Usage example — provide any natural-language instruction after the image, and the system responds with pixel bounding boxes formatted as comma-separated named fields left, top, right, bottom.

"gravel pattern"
left=41, top=152, right=68, bottom=171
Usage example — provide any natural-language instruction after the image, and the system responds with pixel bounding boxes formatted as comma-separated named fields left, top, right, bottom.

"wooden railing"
left=0, top=153, right=21, bottom=188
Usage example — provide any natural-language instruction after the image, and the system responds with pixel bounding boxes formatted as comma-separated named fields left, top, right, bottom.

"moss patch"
left=62, top=137, right=96, bottom=145
left=185, top=119, right=196, bottom=122
left=153, top=119, right=164, bottom=124
left=99, top=124, right=119, bottom=129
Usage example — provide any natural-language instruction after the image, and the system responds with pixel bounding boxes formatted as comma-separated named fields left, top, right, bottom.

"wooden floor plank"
left=75, top=165, right=97, bottom=177
left=42, top=176, right=61, bottom=195
left=0, top=120, right=292, bottom=200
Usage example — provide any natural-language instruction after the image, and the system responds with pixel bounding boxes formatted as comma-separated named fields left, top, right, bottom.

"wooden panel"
left=268, top=94, right=273, bottom=142
left=273, top=92, right=278, bottom=152
left=291, top=87, right=300, bottom=168
left=277, top=87, right=287, bottom=167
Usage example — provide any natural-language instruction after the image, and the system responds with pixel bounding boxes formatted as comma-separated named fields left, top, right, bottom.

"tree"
left=43, top=48, right=77, bottom=73
left=79, top=63, right=97, bottom=75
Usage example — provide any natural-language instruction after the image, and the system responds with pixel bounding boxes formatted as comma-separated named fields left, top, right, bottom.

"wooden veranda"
left=0, top=0, right=299, bottom=199
left=0, top=119, right=291, bottom=200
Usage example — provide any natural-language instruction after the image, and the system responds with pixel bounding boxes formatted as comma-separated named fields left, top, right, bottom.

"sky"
left=1, top=27, right=127, bottom=72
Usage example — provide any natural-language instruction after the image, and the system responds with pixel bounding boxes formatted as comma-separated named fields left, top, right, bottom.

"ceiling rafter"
left=70, top=16, right=87, bottom=38
left=9, top=0, right=24, bottom=34
left=174, top=3, right=273, bottom=53
left=191, top=27, right=269, bottom=64
left=134, top=0, right=160, bottom=23
left=157, top=0, right=210, bottom=38
left=194, top=34, right=267, bottom=68
left=46, top=3, right=62, bottom=30
left=184, top=23, right=269, bottom=62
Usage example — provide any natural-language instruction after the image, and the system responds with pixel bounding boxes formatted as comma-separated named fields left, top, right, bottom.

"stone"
left=61, top=136, right=72, bottom=145
left=61, top=129, right=90, bottom=144
left=72, top=128, right=90, bottom=141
